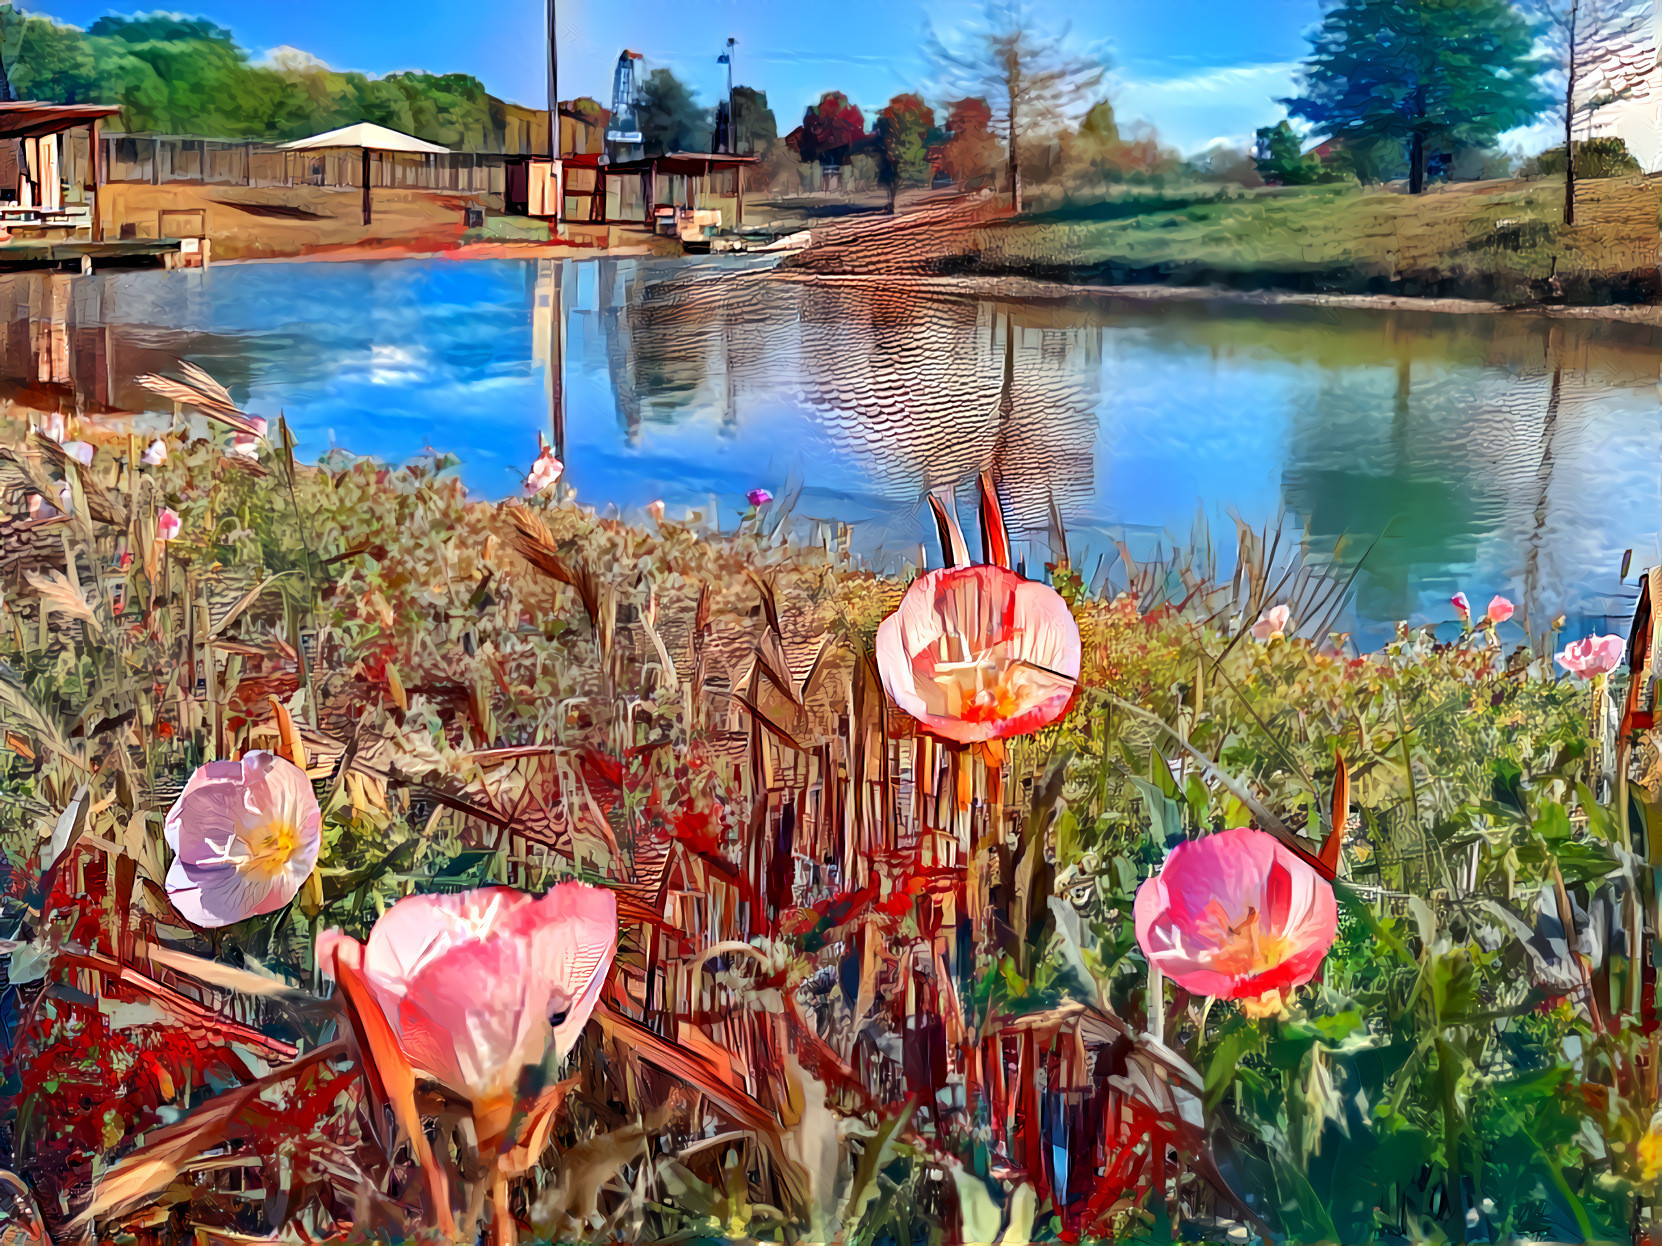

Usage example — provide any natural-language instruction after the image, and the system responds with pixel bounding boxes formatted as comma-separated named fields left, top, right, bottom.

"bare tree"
left=1532, top=0, right=1647, bottom=225
left=928, top=1, right=1104, bottom=213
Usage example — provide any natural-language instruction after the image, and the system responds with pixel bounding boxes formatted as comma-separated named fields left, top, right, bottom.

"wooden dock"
left=0, top=238, right=186, bottom=272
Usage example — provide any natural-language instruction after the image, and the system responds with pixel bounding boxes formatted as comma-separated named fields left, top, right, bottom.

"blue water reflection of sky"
left=83, top=255, right=1662, bottom=648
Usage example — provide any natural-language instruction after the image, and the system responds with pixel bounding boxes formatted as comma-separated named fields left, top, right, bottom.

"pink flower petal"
left=1557, top=632, right=1626, bottom=678
left=876, top=564, right=1081, bottom=745
left=1251, top=603, right=1291, bottom=641
left=163, top=752, right=321, bottom=928
left=362, top=887, right=539, bottom=994
left=323, top=882, right=618, bottom=1103
left=1134, top=827, right=1337, bottom=1000
left=166, top=857, right=291, bottom=926
left=524, top=447, right=563, bottom=495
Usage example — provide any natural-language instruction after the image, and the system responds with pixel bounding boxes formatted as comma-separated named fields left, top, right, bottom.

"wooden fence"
left=100, top=134, right=509, bottom=195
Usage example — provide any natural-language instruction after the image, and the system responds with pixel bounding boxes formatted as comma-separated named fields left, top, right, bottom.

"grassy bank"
left=0, top=389, right=1651, bottom=1243
left=787, top=177, right=1662, bottom=305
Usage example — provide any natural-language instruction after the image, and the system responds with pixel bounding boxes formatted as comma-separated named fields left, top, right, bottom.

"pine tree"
left=1283, top=0, right=1547, bottom=193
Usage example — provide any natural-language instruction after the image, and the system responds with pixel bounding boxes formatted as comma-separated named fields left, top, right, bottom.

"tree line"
left=714, top=0, right=1631, bottom=215
left=0, top=6, right=516, bottom=148
left=0, top=0, right=1641, bottom=218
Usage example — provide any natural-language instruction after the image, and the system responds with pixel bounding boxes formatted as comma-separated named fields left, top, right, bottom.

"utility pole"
left=545, top=1, right=565, bottom=454
left=555, top=0, right=568, bottom=161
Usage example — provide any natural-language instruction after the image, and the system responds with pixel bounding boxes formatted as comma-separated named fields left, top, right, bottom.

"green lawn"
left=970, top=177, right=1659, bottom=299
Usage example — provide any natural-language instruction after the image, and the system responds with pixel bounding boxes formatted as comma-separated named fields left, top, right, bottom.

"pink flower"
left=248, top=416, right=269, bottom=437
left=1134, top=827, right=1338, bottom=1001
left=164, top=752, right=322, bottom=928
left=1250, top=603, right=1291, bottom=641
left=524, top=442, right=563, bottom=495
left=230, top=433, right=261, bottom=459
left=59, top=441, right=94, bottom=466
left=317, top=883, right=616, bottom=1142
left=141, top=438, right=168, bottom=466
left=1451, top=591, right=1471, bottom=620
left=157, top=507, right=182, bottom=541
left=746, top=488, right=773, bottom=507
left=1557, top=633, right=1625, bottom=679
left=876, top=564, right=1081, bottom=745
left=1485, top=595, right=1514, bottom=625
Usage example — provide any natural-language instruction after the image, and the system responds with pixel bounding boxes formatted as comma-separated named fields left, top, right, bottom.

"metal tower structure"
left=713, top=38, right=735, bottom=154
left=604, top=50, right=643, bottom=165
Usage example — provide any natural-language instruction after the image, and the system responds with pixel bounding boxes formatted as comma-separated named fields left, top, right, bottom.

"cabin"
left=0, top=102, right=121, bottom=240
left=597, top=151, right=759, bottom=236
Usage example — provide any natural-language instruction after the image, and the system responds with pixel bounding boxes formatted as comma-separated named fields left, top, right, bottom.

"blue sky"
left=29, top=0, right=1326, bottom=153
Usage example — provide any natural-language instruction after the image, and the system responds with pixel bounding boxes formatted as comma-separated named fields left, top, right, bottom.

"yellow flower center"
left=1198, top=900, right=1294, bottom=977
left=929, top=654, right=1027, bottom=722
left=1640, top=1131, right=1662, bottom=1182
left=239, top=819, right=299, bottom=882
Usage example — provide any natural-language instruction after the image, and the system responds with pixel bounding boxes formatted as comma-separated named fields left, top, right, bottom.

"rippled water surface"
left=21, top=254, right=1662, bottom=645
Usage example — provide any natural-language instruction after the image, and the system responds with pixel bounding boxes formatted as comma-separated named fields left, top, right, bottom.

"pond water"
left=12, top=254, right=1662, bottom=647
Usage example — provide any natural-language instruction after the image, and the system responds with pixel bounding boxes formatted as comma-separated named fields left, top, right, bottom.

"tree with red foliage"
left=875, top=92, right=939, bottom=210
left=798, top=91, right=868, bottom=168
left=940, top=96, right=1002, bottom=188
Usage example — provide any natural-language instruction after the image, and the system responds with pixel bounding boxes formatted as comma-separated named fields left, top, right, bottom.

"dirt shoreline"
left=764, top=267, right=1662, bottom=322
left=187, top=229, right=1662, bottom=325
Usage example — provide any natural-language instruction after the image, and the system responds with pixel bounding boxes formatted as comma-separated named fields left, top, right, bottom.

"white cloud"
left=1111, top=61, right=1301, bottom=155
left=261, top=45, right=330, bottom=73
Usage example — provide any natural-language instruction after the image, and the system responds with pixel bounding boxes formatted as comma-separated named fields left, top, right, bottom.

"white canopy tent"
left=278, top=122, right=450, bottom=226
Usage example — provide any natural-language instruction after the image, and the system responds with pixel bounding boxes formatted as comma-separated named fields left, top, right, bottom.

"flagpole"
left=546, top=0, right=558, bottom=154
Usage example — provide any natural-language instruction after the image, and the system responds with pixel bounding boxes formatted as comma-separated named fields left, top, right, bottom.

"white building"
left=1578, top=0, right=1662, bottom=172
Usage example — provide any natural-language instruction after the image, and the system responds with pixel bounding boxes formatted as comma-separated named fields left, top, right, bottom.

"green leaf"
left=1534, top=801, right=1573, bottom=845
left=1182, top=771, right=1209, bottom=828
left=1492, top=1062, right=1572, bottom=1104
left=1269, top=1144, right=1341, bottom=1244
left=1147, top=745, right=1179, bottom=799
left=1574, top=783, right=1619, bottom=843
left=1054, top=808, right=1081, bottom=866
left=1130, top=776, right=1184, bottom=846
left=1203, top=1017, right=1265, bottom=1111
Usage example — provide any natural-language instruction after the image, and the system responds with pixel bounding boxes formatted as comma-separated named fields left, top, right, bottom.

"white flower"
left=524, top=440, right=563, bottom=495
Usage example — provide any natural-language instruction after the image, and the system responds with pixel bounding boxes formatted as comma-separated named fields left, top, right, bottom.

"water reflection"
left=0, top=257, right=1657, bottom=645
left=606, top=272, right=1101, bottom=536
